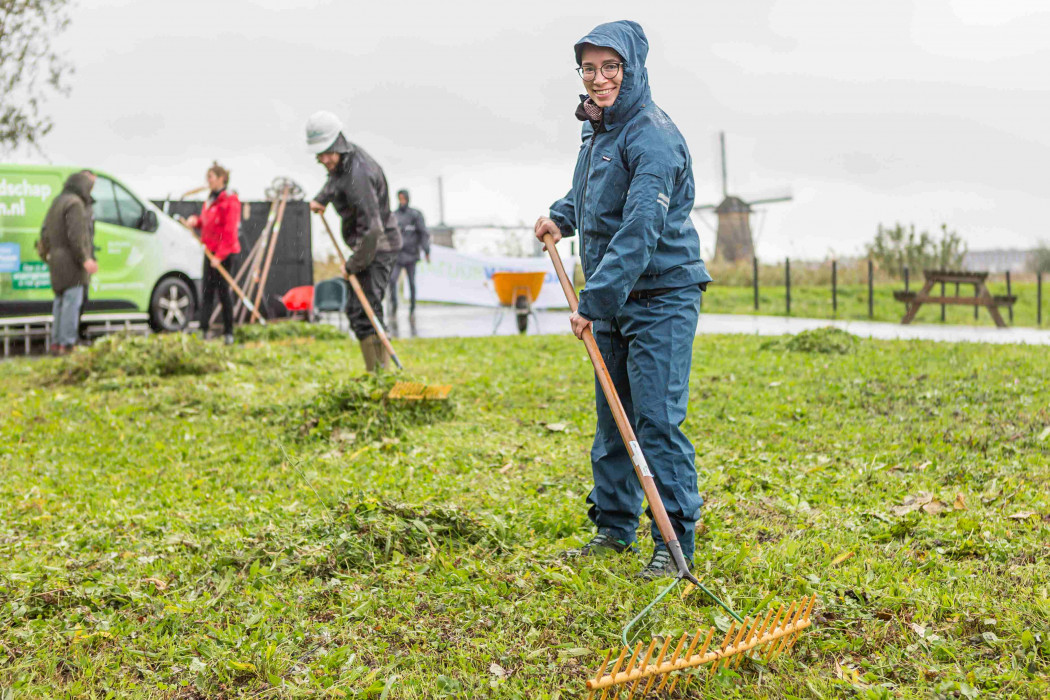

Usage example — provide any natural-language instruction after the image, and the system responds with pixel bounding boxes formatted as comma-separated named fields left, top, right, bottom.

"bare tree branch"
left=0, top=0, right=73, bottom=153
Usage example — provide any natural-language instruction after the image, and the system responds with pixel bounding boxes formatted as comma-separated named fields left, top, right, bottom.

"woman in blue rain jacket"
left=535, top=20, right=712, bottom=579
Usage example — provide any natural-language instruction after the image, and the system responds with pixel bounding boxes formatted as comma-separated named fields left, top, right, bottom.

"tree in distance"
left=1027, top=242, right=1050, bottom=275
left=866, top=222, right=967, bottom=278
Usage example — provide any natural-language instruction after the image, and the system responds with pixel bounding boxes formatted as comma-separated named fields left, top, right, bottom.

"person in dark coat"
left=37, top=170, right=98, bottom=354
left=534, top=21, right=712, bottom=579
left=76, top=208, right=96, bottom=344
left=389, top=189, right=430, bottom=317
left=185, top=162, right=241, bottom=344
left=306, top=110, right=402, bottom=372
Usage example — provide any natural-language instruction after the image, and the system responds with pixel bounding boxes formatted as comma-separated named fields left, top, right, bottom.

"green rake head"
left=586, top=594, right=817, bottom=698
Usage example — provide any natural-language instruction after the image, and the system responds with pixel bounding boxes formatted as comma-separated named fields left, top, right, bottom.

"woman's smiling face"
left=579, top=45, right=624, bottom=108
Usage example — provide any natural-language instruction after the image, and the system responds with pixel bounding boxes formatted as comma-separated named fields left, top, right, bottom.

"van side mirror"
left=142, top=209, right=158, bottom=232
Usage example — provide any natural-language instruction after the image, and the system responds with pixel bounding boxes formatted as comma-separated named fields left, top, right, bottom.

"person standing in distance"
left=306, top=111, right=402, bottom=372
left=390, top=189, right=430, bottom=319
left=37, top=169, right=98, bottom=355
left=185, top=162, right=241, bottom=345
left=534, top=21, right=712, bottom=579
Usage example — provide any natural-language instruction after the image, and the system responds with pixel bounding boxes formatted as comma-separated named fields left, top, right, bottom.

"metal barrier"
left=1, top=313, right=151, bottom=358
left=1, top=315, right=52, bottom=358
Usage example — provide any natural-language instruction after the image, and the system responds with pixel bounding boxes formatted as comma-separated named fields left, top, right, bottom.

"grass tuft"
left=270, top=373, right=454, bottom=443
left=763, top=326, right=858, bottom=354
left=234, top=321, right=348, bottom=343
left=49, top=333, right=228, bottom=383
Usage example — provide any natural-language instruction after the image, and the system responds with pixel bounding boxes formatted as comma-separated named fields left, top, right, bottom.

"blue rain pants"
left=587, top=284, right=703, bottom=560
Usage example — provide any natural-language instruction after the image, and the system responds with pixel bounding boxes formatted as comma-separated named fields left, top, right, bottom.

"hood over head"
left=323, top=133, right=352, bottom=155
left=64, top=171, right=94, bottom=203
left=574, top=20, right=651, bottom=128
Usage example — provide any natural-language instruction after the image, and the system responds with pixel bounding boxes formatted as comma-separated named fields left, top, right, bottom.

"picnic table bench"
left=893, top=270, right=1016, bottom=327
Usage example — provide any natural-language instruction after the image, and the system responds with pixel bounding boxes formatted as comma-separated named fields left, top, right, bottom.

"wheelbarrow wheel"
left=514, top=294, right=530, bottom=334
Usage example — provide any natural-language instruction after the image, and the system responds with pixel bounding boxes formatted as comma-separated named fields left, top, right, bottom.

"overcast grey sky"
left=16, top=0, right=1050, bottom=260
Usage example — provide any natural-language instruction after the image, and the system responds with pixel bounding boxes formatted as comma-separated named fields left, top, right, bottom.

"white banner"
left=412, top=244, right=574, bottom=308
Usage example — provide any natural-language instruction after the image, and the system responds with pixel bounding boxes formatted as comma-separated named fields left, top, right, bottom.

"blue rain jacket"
left=549, top=20, right=712, bottom=321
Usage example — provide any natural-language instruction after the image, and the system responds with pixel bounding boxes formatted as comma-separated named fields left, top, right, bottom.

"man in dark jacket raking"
left=389, top=189, right=430, bottom=318
left=37, top=170, right=98, bottom=355
left=306, top=110, right=402, bottom=372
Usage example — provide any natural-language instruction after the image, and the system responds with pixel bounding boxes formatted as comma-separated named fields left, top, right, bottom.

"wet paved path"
left=385, top=305, right=1050, bottom=346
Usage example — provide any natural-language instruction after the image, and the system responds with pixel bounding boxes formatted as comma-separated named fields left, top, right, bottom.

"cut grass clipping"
left=222, top=497, right=505, bottom=574
left=234, top=321, right=348, bottom=344
left=762, top=325, right=858, bottom=354
left=51, top=333, right=228, bottom=383
left=284, top=374, right=454, bottom=443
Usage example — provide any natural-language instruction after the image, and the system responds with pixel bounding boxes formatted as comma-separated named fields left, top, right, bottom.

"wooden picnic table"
left=893, top=269, right=1016, bottom=327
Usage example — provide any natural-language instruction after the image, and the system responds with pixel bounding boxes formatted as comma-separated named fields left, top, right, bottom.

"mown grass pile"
left=217, top=496, right=503, bottom=575
left=51, top=333, right=229, bottom=384
left=235, top=320, right=348, bottom=344
left=261, top=373, right=454, bottom=444
left=762, top=325, right=858, bottom=354
left=2, top=331, right=1047, bottom=698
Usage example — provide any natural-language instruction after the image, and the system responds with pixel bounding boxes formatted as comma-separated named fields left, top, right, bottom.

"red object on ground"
left=281, top=285, right=315, bottom=312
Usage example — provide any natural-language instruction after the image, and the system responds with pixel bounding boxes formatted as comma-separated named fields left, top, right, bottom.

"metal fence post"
left=785, top=257, right=791, bottom=316
left=753, top=256, right=759, bottom=311
left=831, top=259, right=837, bottom=314
left=940, top=281, right=946, bottom=322
left=867, top=258, right=874, bottom=319
left=1038, top=272, right=1043, bottom=326
left=904, top=266, right=909, bottom=292
left=1006, top=270, right=1013, bottom=323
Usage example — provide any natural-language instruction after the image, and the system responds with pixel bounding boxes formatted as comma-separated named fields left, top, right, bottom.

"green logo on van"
left=12, top=261, right=50, bottom=290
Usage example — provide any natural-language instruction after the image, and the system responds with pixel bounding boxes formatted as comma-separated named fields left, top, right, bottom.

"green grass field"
left=701, top=282, right=1047, bottom=329
left=2, top=331, right=1048, bottom=698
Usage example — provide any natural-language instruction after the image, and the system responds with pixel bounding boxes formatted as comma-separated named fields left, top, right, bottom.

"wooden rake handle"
left=542, top=233, right=693, bottom=580
left=178, top=218, right=266, bottom=326
left=252, top=187, right=290, bottom=324
left=318, top=213, right=404, bottom=370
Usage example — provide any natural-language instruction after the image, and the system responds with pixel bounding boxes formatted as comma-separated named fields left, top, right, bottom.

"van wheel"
left=150, top=277, right=195, bottom=332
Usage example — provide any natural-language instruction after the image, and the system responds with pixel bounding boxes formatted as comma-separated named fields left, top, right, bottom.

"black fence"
left=746, top=257, right=1044, bottom=326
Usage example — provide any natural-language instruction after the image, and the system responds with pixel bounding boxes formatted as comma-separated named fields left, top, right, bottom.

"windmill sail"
left=693, top=132, right=792, bottom=262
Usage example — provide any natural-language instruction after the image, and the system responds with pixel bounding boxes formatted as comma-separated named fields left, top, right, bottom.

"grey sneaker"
left=637, top=548, right=691, bottom=580
left=561, top=532, right=634, bottom=559
left=223, top=334, right=235, bottom=345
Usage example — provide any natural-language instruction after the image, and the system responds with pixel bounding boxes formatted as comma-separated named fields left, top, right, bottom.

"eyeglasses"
left=576, top=62, right=624, bottom=81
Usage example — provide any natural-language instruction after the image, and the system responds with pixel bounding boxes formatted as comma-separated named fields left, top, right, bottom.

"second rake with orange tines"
left=540, top=233, right=816, bottom=697
left=585, top=595, right=817, bottom=698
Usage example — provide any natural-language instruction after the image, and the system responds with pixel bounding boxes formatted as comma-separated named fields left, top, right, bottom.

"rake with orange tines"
left=541, top=233, right=817, bottom=697
left=585, top=595, right=817, bottom=698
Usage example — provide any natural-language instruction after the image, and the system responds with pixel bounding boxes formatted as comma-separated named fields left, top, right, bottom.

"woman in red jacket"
left=186, top=162, right=241, bottom=344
